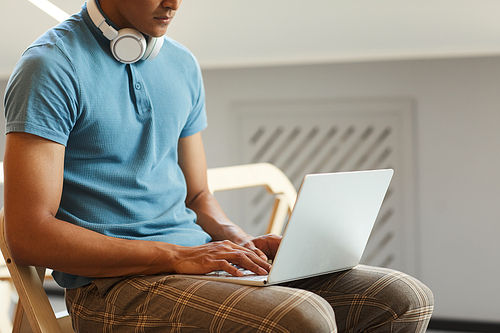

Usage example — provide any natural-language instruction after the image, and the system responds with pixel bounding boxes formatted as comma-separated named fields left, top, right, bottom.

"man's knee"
left=386, top=271, right=434, bottom=317
left=365, top=268, right=434, bottom=331
left=392, top=273, right=434, bottom=327
left=275, top=290, right=337, bottom=333
left=320, top=266, right=434, bottom=332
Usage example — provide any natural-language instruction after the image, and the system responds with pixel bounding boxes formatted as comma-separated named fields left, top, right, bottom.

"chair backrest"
left=0, top=209, right=73, bottom=333
left=207, top=163, right=297, bottom=235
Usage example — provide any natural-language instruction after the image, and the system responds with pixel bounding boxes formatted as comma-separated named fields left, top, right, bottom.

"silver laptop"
left=177, top=169, right=394, bottom=286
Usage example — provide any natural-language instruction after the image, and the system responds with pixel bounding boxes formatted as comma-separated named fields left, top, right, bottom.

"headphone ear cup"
left=110, top=28, right=147, bottom=64
left=142, top=36, right=164, bottom=61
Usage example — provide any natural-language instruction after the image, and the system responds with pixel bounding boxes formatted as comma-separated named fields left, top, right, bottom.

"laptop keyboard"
left=205, top=268, right=268, bottom=281
left=206, top=267, right=254, bottom=277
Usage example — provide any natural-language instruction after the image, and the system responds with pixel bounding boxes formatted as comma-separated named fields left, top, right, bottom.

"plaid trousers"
left=65, top=265, right=433, bottom=332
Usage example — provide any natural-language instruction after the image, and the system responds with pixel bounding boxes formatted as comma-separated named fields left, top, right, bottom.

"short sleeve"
left=4, top=44, right=79, bottom=146
left=179, top=56, right=207, bottom=138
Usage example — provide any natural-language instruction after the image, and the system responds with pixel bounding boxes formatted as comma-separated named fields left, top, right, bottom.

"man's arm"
left=4, top=132, right=274, bottom=277
left=3, top=132, right=186, bottom=277
left=178, top=133, right=281, bottom=265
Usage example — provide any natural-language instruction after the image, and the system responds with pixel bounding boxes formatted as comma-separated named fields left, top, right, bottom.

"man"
left=3, top=0, right=433, bottom=331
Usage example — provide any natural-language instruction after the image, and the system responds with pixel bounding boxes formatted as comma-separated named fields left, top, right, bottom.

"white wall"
left=199, top=56, right=500, bottom=322
left=3, top=0, right=500, bottom=75
left=169, top=0, right=500, bottom=69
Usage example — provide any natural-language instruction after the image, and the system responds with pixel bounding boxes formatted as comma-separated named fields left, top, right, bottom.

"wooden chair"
left=0, top=209, right=73, bottom=333
left=0, top=260, right=16, bottom=333
left=0, top=163, right=297, bottom=332
left=207, top=163, right=297, bottom=235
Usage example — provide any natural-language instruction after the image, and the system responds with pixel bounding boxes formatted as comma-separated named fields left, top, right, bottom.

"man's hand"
left=172, top=240, right=272, bottom=277
left=239, top=234, right=282, bottom=262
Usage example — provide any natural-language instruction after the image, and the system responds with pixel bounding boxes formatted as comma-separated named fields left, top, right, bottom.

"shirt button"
left=134, top=83, right=141, bottom=90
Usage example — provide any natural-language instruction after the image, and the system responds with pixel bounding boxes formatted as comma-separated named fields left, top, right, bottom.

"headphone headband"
left=87, top=0, right=118, bottom=40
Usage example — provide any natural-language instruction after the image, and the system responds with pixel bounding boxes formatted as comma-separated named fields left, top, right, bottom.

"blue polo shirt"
left=4, top=4, right=211, bottom=288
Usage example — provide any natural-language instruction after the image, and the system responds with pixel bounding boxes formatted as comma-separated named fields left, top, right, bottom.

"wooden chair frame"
left=0, top=209, right=73, bottom=333
left=207, top=163, right=297, bottom=235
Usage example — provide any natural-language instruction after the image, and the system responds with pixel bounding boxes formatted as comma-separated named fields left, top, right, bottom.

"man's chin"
left=148, top=30, right=168, bottom=38
left=141, top=25, right=169, bottom=38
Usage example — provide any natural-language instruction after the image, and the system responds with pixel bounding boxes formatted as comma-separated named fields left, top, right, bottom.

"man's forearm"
left=6, top=211, right=272, bottom=278
left=5, top=213, right=181, bottom=278
left=187, top=190, right=253, bottom=245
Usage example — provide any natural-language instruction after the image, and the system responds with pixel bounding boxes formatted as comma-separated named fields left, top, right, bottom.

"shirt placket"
left=128, top=64, right=153, bottom=117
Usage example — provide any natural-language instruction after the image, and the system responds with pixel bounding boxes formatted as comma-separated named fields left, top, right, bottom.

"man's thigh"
left=65, top=274, right=336, bottom=333
left=282, top=265, right=434, bottom=333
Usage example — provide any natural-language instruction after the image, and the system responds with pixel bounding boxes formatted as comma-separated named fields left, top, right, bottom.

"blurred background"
left=1, top=0, right=499, bottom=331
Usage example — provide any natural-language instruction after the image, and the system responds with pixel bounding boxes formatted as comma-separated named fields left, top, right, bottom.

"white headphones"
left=86, top=0, right=164, bottom=64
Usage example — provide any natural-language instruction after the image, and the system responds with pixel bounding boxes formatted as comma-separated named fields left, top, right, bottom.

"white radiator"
left=227, top=98, right=418, bottom=275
